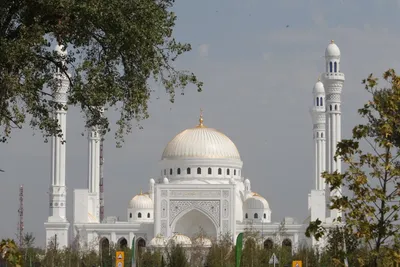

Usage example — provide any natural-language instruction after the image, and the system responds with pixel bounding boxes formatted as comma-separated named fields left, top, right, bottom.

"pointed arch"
left=100, top=237, right=110, bottom=253
left=329, top=61, right=333, bottom=72
left=118, top=237, right=128, bottom=249
left=263, top=238, right=273, bottom=250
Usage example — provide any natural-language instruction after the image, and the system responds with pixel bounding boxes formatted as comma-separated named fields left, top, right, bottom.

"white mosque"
left=44, top=40, right=344, bottom=252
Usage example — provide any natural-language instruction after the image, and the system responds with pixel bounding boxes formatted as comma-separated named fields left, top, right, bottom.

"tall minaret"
left=44, top=43, right=70, bottom=248
left=310, top=78, right=326, bottom=191
left=323, top=40, right=345, bottom=220
left=87, top=107, right=103, bottom=222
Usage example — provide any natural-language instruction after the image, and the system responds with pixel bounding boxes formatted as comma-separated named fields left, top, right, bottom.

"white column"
left=45, top=44, right=70, bottom=249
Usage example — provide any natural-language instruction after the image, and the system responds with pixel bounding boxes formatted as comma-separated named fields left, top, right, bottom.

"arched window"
left=335, top=104, right=338, bottom=110
left=316, top=97, right=319, bottom=106
left=138, top=212, right=142, bottom=218
left=208, top=167, right=212, bottom=175
left=316, top=132, right=319, bottom=138
left=218, top=168, right=222, bottom=175
left=264, top=213, right=266, bottom=219
left=177, top=168, right=181, bottom=175
left=147, top=213, right=150, bottom=218
left=282, top=238, right=292, bottom=251
left=234, top=169, right=236, bottom=175
left=129, top=213, right=132, bottom=218
left=330, top=105, right=332, bottom=111
left=254, top=213, right=259, bottom=219
left=187, top=168, right=191, bottom=174
left=169, top=168, right=173, bottom=175
left=245, top=213, right=248, bottom=219
left=321, top=133, right=324, bottom=138
left=197, top=167, right=201, bottom=174
left=329, top=61, right=333, bottom=72
left=138, top=239, right=146, bottom=249
left=227, top=169, right=230, bottom=175
left=163, top=169, right=166, bottom=175
left=334, top=62, right=337, bottom=72
left=264, top=239, right=273, bottom=250
left=320, top=97, right=323, bottom=106
left=118, top=238, right=128, bottom=249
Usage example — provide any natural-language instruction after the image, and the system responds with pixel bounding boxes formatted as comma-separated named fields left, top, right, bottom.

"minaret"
left=87, top=107, right=103, bottom=222
left=44, top=43, right=70, bottom=248
left=323, top=40, right=345, bottom=220
left=310, top=78, right=326, bottom=191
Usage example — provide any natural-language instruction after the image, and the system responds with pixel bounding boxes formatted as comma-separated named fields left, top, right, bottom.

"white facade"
left=45, top=41, right=345, bottom=252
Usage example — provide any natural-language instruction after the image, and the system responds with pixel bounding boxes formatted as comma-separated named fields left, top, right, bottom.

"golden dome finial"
left=140, top=188, right=143, bottom=195
left=197, top=108, right=205, bottom=127
left=331, top=40, right=334, bottom=44
left=317, top=76, right=321, bottom=81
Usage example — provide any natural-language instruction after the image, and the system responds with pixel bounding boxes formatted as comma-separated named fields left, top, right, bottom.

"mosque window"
left=320, top=97, right=323, bottom=106
left=321, top=133, right=324, bottom=138
left=316, top=97, right=319, bottom=106
left=208, top=167, right=212, bottom=175
left=129, top=213, right=132, bottom=218
left=330, top=105, right=332, bottom=111
left=164, top=169, right=166, bottom=175
left=335, top=104, right=338, bottom=110
left=234, top=169, right=236, bottom=175
left=138, top=212, right=142, bottom=218
left=254, top=213, right=258, bottom=219
left=334, top=62, right=337, bottom=72
left=187, top=168, right=191, bottom=174
left=245, top=213, right=248, bottom=219
left=316, top=132, right=319, bottom=138
left=218, top=168, right=222, bottom=175
left=264, top=213, right=266, bottom=219
left=227, top=169, right=230, bottom=175
left=147, top=213, right=150, bottom=218
left=169, top=168, right=173, bottom=175
left=177, top=168, right=181, bottom=175
left=329, top=61, right=333, bottom=72
left=197, top=167, right=201, bottom=174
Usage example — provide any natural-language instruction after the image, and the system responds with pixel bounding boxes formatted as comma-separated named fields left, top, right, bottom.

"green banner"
left=235, top=233, right=243, bottom=267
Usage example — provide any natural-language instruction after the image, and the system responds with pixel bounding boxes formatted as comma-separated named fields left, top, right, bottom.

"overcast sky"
left=1, top=0, right=400, bottom=247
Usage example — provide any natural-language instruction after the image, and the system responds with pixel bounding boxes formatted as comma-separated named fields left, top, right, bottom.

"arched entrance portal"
left=173, top=209, right=217, bottom=239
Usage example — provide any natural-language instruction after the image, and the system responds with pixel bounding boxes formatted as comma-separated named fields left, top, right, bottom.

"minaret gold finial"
left=318, top=76, right=321, bottom=81
left=197, top=108, right=205, bottom=127
left=140, top=189, right=142, bottom=195
left=331, top=40, right=334, bottom=44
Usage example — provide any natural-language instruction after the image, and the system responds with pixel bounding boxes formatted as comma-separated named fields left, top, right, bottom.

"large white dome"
left=162, top=116, right=240, bottom=160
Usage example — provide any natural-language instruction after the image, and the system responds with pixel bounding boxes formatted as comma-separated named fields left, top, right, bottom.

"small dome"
left=313, top=81, right=324, bottom=94
left=150, top=178, right=155, bottom=184
left=129, top=193, right=153, bottom=209
left=325, top=40, right=340, bottom=58
left=150, top=235, right=167, bottom=247
left=162, top=115, right=241, bottom=160
left=163, top=177, right=169, bottom=184
left=194, top=237, right=212, bottom=247
left=244, top=192, right=270, bottom=210
left=244, top=179, right=250, bottom=185
left=169, top=234, right=192, bottom=246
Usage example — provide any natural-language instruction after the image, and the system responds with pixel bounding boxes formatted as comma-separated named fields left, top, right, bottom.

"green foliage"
left=307, top=69, right=400, bottom=266
left=0, top=239, right=22, bottom=266
left=165, top=243, right=189, bottom=267
left=205, top=232, right=235, bottom=267
left=0, top=0, right=203, bottom=145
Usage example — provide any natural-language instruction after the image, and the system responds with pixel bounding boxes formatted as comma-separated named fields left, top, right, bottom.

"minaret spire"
left=323, top=40, right=345, bottom=220
left=310, top=79, right=326, bottom=190
left=44, top=42, right=70, bottom=249
left=87, top=106, right=103, bottom=222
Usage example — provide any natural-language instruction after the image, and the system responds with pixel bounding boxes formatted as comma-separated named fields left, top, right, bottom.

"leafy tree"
left=0, top=0, right=203, bottom=145
left=307, top=69, right=400, bottom=266
left=205, top=232, right=235, bottom=267
left=0, top=239, right=22, bottom=266
left=324, top=226, right=359, bottom=266
left=165, top=243, right=189, bottom=267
